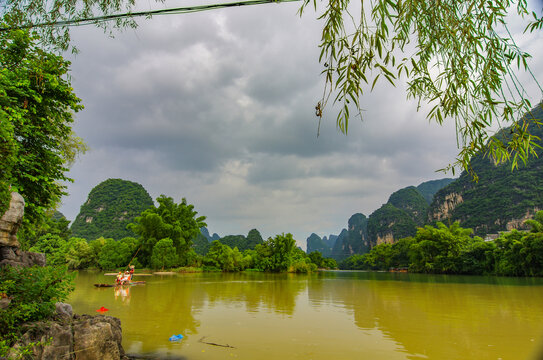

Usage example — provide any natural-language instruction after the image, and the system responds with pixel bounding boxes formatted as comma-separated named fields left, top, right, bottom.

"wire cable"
left=0, top=0, right=301, bottom=32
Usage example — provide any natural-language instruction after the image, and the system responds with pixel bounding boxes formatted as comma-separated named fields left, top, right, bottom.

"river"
left=68, top=270, right=543, bottom=359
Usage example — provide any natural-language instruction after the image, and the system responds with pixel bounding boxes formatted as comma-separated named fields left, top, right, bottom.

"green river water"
left=68, top=271, right=543, bottom=360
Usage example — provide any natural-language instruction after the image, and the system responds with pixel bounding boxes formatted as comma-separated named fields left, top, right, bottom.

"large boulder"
left=9, top=313, right=126, bottom=360
left=72, top=315, right=124, bottom=360
left=0, top=246, right=46, bottom=268
left=0, top=192, right=25, bottom=247
left=0, top=192, right=47, bottom=268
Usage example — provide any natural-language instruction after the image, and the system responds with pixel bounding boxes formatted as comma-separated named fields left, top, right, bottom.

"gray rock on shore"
left=9, top=304, right=126, bottom=360
left=0, top=192, right=25, bottom=248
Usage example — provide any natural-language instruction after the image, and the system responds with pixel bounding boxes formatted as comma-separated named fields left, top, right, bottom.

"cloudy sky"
left=58, top=0, right=543, bottom=248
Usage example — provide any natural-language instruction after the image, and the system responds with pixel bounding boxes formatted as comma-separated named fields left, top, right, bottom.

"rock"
left=0, top=246, right=46, bottom=268
left=55, top=302, right=73, bottom=322
left=73, top=315, right=124, bottom=360
left=0, top=192, right=42, bottom=268
left=10, top=314, right=126, bottom=360
left=9, top=322, right=73, bottom=360
left=0, top=192, right=25, bottom=248
left=0, top=297, right=11, bottom=309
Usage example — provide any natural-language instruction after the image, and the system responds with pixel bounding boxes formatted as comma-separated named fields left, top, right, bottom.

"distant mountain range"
left=68, top=104, right=543, bottom=263
left=428, top=103, right=543, bottom=236
left=307, top=178, right=454, bottom=260
left=308, top=102, right=543, bottom=261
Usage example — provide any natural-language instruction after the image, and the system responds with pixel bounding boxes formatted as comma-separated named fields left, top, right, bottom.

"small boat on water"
left=97, top=264, right=145, bottom=287
left=94, top=281, right=146, bottom=288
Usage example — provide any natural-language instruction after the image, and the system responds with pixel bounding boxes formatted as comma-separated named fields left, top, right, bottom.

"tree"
left=308, top=251, right=325, bottom=267
left=0, top=28, right=86, bottom=226
left=254, top=233, right=297, bottom=272
left=203, top=240, right=244, bottom=271
left=64, top=237, right=92, bottom=270
left=150, top=238, right=178, bottom=270
left=493, top=229, right=525, bottom=276
left=2, top=1, right=542, bottom=175
left=525, top=210, right=543, bottom=233
left=409, top=222, right=476, bottom=273
left=29, top=233, right=67, bottom=265
left=128, top=195, right=206, bottom=267
left=97, top=238, right=126, bottom=270
left=299, top=0, right=543, bottom=176
left=363, top=243, right=395, bottom=270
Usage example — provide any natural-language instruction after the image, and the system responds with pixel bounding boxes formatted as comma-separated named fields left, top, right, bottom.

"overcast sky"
left=59, top=0, right=543, bottom=248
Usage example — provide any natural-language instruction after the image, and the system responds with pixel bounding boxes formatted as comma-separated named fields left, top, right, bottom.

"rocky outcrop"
left=0, top=245, right=46, bottom=267
left=376, top=233, right=395, bottom=246
left=0, top=192, right=47, bottom=268
left=9, top=305, right=126, bottom=360
left=506, top=208, right=541, bottom=231
left=367, top=204, right=418, bottom=248
left=429, top=192, right=463, bottom=222
left=1, top=194, right=129, bottom=360
left=0, top=192, right=25, bottom=247
left=330, top=214, right=370, bottom=261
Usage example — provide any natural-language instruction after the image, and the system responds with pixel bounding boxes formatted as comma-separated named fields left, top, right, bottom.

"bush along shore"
left=340, top=213, right=543, bottom=277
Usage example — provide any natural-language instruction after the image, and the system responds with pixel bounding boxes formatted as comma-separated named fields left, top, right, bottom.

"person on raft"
left=129, top=265, right=135, bottom=280
left=116, top=272, right=123, bottom=285
left=121, top=271, right=130, bottom=285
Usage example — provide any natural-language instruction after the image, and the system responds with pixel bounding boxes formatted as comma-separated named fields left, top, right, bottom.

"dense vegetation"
left=331, top=213, right=369, bottom=261
left=127, top=195, right=206, bottom=268
left=312, top=178, right=454, bottom=260
left=367, top=204, right=418, bottom=245
left=0, top=29, right=84, bottom=356
left=201, top=233, right=333, bottom=273
left=341, top=212, right=543, bottom=277
left=23, top=196, right=337, bottom=273
left=429, top=104, right=543, bottom=236
left=0, top=28, right=86, bottom=243
left=0, top=266, right=74, bottom=356
left=416, top=178, right=455, bottom=204
left=307, top=233, right=333, bottom=257
left=70, top=179, right=154, bottom=241
left=387, top=187, right=429, bottom=226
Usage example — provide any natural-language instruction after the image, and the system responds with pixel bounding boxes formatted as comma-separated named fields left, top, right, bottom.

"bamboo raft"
left=94, top=281, right=146, bottom=288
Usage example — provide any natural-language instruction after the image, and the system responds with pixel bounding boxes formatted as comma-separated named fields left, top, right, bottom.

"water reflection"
left=69, top=271, right=543, bottom=360
left=114, top=286, right=131, bottom=303
left=200, top=272, right=306, bottom=315
left=308, top=271, right=543, bottom=360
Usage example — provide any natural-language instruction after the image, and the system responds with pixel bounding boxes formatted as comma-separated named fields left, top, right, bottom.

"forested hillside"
left=416, top=178, right=455, bottom=204
left=429, top=103, right=543, bottom=236
left=307, top=178, right=454, bottom=259
left=307, top=233, right=332, bottom=257
left=71, top=179, right=154, bottom=240
left=330, top=213, right=369, bottom=261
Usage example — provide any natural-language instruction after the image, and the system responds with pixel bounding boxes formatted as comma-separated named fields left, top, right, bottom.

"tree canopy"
left=70, top=178, right=154, bottom=241
left=128, top=195, right=207, bottom=267
left=299, top=0, right=543, bottom=176
left=0, top=28, right=86, bottom=225
left=1, top=0, right=542, bottom=177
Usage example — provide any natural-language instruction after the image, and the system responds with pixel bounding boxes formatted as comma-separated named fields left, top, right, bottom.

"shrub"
left=0, top=265, right=74, bottom=349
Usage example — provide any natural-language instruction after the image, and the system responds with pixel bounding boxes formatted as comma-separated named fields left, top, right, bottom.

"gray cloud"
left=60, top=3, right=543, bottom=247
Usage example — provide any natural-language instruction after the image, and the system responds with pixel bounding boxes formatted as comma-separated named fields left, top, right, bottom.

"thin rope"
left=0, top=0, right=301, bottom=32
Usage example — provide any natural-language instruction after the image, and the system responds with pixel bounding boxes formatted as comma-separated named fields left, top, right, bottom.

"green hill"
left=387, top=186, right=429, bottom=226
left=330, top=213, right=369, bottom=261
left=70, top=179, right=154, bottom=240
left=367, top=203, right=418, bottom=246
left=416, top=178, right=455, bottom=204
left=307, top=233, right=333, bottom=257
left=366, top=185, right=431, bottom=248
left=429, top=103, right=543, bottom=235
